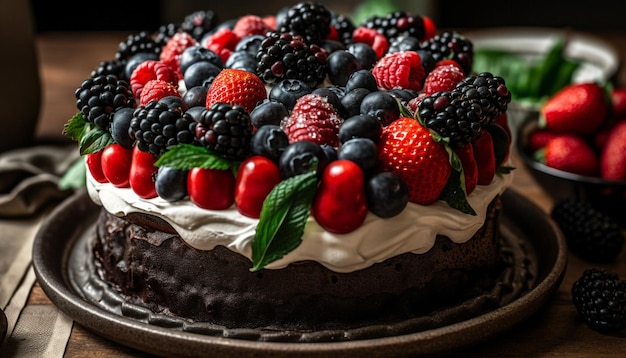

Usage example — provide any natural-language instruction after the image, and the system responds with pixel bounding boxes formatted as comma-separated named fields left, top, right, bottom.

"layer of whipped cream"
left=87, top=169, right=512, bottom=273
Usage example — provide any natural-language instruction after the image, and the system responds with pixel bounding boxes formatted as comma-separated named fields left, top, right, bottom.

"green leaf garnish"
left=154, top=143, right=232, bottom=170
left=250, top=170, right=318, bottom=272
left=58, top=156, right=86, bottom=190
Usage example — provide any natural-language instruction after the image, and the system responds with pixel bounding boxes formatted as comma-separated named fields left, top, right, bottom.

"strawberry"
left=540, top=82, right=609, bottom=135
left=472, top=130, right=496, bottom=185
left=282, top=94, right=342, bottom=147
left=312, top=160, right=368, bottom=234
left=536, top=134, right=599, bottom=177
left=235, top=156, right=282, bottom=218
left=377, top=117, right=452, bottom=205
left=422, top=61, right=465, bottom=95
left=372, top=51, right=425, bottom=92
left=454, top=144, right=478, bottom=195
left=139, top=79, right=181, bottom=105
left=129, top=60, right=179, bottom=99
left=188, top=167, right=235, bottom=210
left=611, top=87, right=626, bottom=119
left=232, top=15, right=272, bottom=38
left=101, top=143, right=133, bottom=188
left=600, top=120, right=626, bottom=181
left=527, top=128, right=559, bottom=152
left=86, top=150, right=107, bottom=183
left=160, top=32, right=198, bottom=78
left=205, top=69, right=266, bottom=113
left=129, top=146, right=158, bottom=199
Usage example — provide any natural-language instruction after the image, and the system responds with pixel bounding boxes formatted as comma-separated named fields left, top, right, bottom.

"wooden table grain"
left=30, top=31, right=626, bottom=357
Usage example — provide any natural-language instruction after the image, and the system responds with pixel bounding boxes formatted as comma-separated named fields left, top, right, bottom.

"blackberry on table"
left=193, top=103, right=253, bottom=161
left=571, top=269, right=626, bottom=333
left=418, top=31, right=473, bottom=75
left=551, top=197, right=625, bottom=263
left=360, top=11, right=426, bottom=43
left=115, top=31, right=162, bottom=62
left=129, top=97, right=195, bottom=158
left=75, top=74, right=135, bottom=131
left=418, top=72, right=511, bottom=148
left=256, top=31, right=328, bottom=88
left=277, top=2, right=332, bottom=45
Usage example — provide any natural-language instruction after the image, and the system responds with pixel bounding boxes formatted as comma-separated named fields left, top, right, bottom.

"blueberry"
left=327, top=50, right=361, bottom=86
left=224, top=51, right=257, bottom=72
left=365, top=172, right=409, bottom=218
left=347, top=42, right=377, bottom=70
left=312, top=87, right=343, bottom=115
left=111, top=107, right=135, bottom=149
left=360, top=91, right=400, bottom=126
left=278, top=140, right=326, bottom=178
left=341, top=87, right=370, bottom=118
left=345, top=69, right=378, bottom=93
left=250, top=124, right=289, bottom=163
left=184, top=61, right=222, bottom=89
left=338, top=138, right=378, bottom=176
left=125, top=52, right=159, bottom=80
left=179, top=45, right=223, bottom=74
left=339, top=114, right=383, bottom=144
left=250, top=100, right=289, bottom=128
left=155, top=166, right=189, bottom=202
left=269, top=79, right=312, bottom=110
left=234, top=35, right=265, bottom=55
left=182, top=86, right=208, bottom=108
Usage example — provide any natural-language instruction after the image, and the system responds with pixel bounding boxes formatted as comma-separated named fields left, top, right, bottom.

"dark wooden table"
left=30, top=30, right=626, bottom=357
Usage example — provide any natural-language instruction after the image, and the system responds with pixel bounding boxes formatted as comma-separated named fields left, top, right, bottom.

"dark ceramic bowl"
left=516, top=118, right=626, bottom=224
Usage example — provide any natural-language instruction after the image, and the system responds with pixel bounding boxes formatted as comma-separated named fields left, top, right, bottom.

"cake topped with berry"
left=64, top=2, right=516, bottom=331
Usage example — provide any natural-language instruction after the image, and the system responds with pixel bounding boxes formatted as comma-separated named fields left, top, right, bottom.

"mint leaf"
left=250, top=170, right=318, bottom=271
left=79, top=127, right=113, bottom=155
left=154, top=143, right=232, bottom=170
left=58, top=156, right=86, bottom=190
left=63, top=112, right=89, bottom=141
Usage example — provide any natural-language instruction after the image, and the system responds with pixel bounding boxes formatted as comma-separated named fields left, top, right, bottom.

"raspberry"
left=422, top=63, right=465, bottom=95
left=139, top=80, right=182, bottom=106
left=352, top=26, right=389, bottom=59
left=203, top=28, right=241, bottom=64
left=159, top=32, right=198, bottom=78
left=129, top=60, right=179, bottom=99
left=281, top=94, right=342, bottom=148
left=233, top=15, right=272, bottom=38
left=371, top=51, right=425, bottom=91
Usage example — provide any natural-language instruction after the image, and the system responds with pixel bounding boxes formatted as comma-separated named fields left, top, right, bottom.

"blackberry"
left=418, top=72, right=511, bottom=148
left=193, top=103, right=253, bottom=161
left=551, top=197, right=624, bottom=263
left=90, top=60, right=126, bottom=80
left=277, top=2, right=332, bottom=45
left=75, top=75, right=135, bottom=131
left=330, top=13, right=355, bottom=46
left=115, top=31, right=161, bottom=62
left=571, top=269, right=626, bottom=332
left=129, top=97, right=195, bottom=158
left=360, top=11, right=426, bottom=43
left=256, top=31, right=328, bottom=88
left=179, top=10, right=218, bottom=42
left=418, top=31, right=473, bottom=75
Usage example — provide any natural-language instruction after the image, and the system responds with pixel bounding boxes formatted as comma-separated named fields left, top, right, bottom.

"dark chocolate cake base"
left=93, top=198, right=502, bottom=331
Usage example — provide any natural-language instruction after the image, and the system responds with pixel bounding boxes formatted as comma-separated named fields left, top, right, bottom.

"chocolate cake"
left=63, top=2, right=515, bottom=334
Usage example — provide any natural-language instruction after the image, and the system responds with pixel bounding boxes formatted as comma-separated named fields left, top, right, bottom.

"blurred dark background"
left=31, top=0, right=626, bottom=33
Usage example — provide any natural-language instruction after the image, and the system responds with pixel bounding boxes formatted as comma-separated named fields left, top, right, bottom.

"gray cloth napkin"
left=0, top=144, right=79, bottom=357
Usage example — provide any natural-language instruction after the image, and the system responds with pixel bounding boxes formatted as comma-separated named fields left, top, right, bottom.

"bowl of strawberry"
left=516, top=82, right=626, bottom=223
